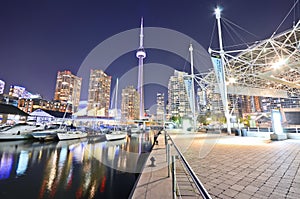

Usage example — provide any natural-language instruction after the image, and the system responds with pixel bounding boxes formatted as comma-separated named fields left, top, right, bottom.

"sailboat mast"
left=115, top=78, right=118, bottom=118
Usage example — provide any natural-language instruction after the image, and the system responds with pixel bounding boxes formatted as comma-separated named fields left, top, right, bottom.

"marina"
left=0, top=130, right=157, bottom=199
left=0, top=1, right=300, bottom=199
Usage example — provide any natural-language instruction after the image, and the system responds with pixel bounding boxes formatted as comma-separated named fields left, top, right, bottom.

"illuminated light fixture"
left=266, top=82, right=271, bottom=85
left=215, top=7, right=222, bottom=18
left=228, top=77, right=236, bottom=84
left=272, top=58, right=287, bottom=69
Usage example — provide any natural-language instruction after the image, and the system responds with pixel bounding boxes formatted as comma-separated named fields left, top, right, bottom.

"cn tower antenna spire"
left=139, top=17, right=144, bottom=48
left=136, top=17, right=146, bottom=119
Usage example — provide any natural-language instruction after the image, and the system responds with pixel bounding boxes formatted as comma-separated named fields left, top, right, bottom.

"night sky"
left=0, top=0, right=297, bottom=109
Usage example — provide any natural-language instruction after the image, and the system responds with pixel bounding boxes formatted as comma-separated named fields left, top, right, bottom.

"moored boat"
left=57, top=130, right=88, bottom=140
left=105, top=131, right=127, bottom=141
left=0, top=123, right=45, bottom=141
left=31, top=124, right=65, bottom=141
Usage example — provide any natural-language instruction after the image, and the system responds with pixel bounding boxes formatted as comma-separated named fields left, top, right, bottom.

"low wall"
left=246, top=131, right=272, bottom=139
left=244, top=128, right=300, bottom=140
left=287, top=133, right=300, bottom=139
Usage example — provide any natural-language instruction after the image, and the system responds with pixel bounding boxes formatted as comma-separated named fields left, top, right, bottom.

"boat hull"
left=31, top=129, right=65, bottom=141
left=57, top=131, right=88, bottom=140
left=105, top=132, right=127, bottom=141
left=0, top=134, right=32, bottom=141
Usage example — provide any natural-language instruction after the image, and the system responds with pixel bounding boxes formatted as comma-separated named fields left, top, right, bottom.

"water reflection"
left=0, top=131, right=155, bottom=199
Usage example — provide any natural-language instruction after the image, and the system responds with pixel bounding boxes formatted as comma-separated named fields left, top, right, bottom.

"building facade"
left=0, top=80, right=5, bottom=94
left=9, top=85, right=33, bottom=99
left=121, top=86, right=139, bottom=121
left=87, top=69, right=111, bottom=117
left=156, top=93, right=165, bottom=122
left=18, top=98, right=72, bottom=114
left=54, top=70, right=82, bottom=112
left=167, top=70, right=192, bottom=118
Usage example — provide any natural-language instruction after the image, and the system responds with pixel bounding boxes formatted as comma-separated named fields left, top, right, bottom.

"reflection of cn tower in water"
left=136, top=18, right=146, bottom=119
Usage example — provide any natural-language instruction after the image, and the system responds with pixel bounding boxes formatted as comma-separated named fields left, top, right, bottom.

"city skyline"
left=0, top=0, right=297, bottom=109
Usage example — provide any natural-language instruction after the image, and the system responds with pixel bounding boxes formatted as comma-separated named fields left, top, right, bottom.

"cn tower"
left=136, top=18, right=146, bottom=119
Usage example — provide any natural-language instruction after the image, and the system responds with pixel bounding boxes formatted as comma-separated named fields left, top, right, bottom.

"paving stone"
left=208, top=187, right=224, bottom=195
left=268, top=192, right=287, bottom=199
left=237, top=180, right=251, bottom=187
left=217, top=183, right=231, bottom=191
left=231, top=184, right=245, bottom=191
left=222, top=188, right=239, bottom=197
left=277, top=182, right=291, bottom=189
left=273, top=186, right=289, bottom=195
left=258, top=186, right=274, bottom=194
left=223, top=179, right=237, bottom=186
left=217, top=193, right=234, bottom=199
left=244, top=185, right=259, bottom=193
left=234, top=192, right=253, bottom=199
left=250, top=180, right=265, bottom=187
left=256, top=175, right=269, bottom=181
left=253, top=190, right=271, bottom=198
left=289, top=186, right=300, bottom=194
left=263, top=182, right=278, bottom=188
left=210, top=178, right=223, bottom=185
left=286, top=192, right=299, bottom=199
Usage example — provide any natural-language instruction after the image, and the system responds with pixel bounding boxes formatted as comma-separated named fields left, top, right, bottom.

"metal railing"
left=246, top=127, right=299, bottom=133
left=166, top=132, right=212, bottom=199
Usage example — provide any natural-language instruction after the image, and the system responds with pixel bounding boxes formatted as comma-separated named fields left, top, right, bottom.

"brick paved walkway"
left=170, top=132, right=300, bottom=199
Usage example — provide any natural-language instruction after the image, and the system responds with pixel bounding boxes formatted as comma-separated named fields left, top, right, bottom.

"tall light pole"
left=189, top=44, right=197, bottom=131
left=215, top=7, right=231, bottom=134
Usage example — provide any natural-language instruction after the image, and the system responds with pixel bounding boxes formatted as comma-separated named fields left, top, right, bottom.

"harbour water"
left=0, top=131, right=156, bottom=199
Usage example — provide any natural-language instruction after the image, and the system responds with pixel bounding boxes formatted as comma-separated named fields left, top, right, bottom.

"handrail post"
left=164, top=130, right=167, bottom=145
left=165, top=130, right=168, bottom=162
left=167, top=144, right=170, bottom=177
left=172, top=155, right=177, bottom=199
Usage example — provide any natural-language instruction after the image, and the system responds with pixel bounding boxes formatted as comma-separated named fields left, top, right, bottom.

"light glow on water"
left=16, top=150, right=29, bottom=176
left=0, top=153, right=13, bottom=180
left=0, top=131, right=156, bottom=198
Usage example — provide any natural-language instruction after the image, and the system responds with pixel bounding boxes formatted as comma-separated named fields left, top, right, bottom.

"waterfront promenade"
left=131, top=130, right=300, bottom=198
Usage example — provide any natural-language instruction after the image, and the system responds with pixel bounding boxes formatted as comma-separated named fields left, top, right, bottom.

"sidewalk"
left=170, top=132, right=300, bottom=199
left=131, top=133, right=172, bottom=199
left=132, top=131, right=300, bottom=199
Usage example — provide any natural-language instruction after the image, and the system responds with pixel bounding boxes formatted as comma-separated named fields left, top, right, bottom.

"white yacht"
left=0, top=123, right=45, bottom=140
left=105, top=131, right=127, bottom=141
left=128, top=124, right=143, bottom=134
left=31, top=124, right=65, bottom=141
left=57, top=130, right=88, bottom=141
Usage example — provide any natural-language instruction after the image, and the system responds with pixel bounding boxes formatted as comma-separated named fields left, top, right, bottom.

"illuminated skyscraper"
left=156, top=93, right=165, bottom=121
left=9, top=85, right=33, bottom=99
left=136, top=18, right=146, bottom=119
left=87, top=69, right=111, bottom=117
left=167, top=70, right=192, bottom=118
left=0, top=80, right=4, bottom=94
left=121, top=86, right=140, bottom=121
left=54, top=70, right=82, bottom=112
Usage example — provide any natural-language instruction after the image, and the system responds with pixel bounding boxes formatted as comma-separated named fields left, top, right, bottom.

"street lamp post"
left=189, top=44, right=197, bottom=131
left=215, top=7, right=231, bottom=135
